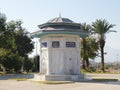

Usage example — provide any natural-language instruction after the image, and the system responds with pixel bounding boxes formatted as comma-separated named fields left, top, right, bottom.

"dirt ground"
left=0, top=74, right=120, bottom=90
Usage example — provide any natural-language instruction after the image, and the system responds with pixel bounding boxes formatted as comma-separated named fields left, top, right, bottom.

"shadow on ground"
left=0, top=74, right=34, bottom=80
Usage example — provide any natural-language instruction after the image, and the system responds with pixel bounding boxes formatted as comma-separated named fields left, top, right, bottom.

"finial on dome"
left=59, top=12, right=61, bottom=18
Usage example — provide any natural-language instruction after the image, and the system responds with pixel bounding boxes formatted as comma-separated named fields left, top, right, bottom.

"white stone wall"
left=40, top=49, right=48, bottom=74
left=39, top=34, right=81, bottom=75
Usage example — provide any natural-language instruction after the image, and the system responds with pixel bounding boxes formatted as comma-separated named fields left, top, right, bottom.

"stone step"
left=34, top=74, right=84, bottom=81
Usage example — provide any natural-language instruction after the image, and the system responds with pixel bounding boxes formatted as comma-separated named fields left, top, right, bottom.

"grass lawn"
left=9, top=78, right=28, bottom=81
left=35, top=81, right=74, bottom=84
left=92, top=78, right=118, bottom=82
left=0, top=71, right=6, bottom=75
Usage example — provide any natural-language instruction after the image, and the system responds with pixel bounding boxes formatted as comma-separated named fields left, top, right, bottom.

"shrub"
left=23, top=58, right=33, bottom=73
left=2, top=54, right=24, bottom=73
left=86, top=66, right=96, bottom=72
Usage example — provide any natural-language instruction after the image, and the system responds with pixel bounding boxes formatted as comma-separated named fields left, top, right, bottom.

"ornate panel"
left=41, top=50, right=48, bottom=74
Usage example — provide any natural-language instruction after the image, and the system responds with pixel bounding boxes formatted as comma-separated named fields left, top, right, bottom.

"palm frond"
left=92, top=19, right=115, bottom=35
left=81, top=23, right=91, bottom=32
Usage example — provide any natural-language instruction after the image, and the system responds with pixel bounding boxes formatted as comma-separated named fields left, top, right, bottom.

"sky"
left=0, top=0, right=120, bottom=61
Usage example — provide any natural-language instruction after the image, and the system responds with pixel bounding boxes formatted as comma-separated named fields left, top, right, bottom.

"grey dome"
left=31, top=16, right=89, bottom=38
left=38, top=16, right=81, bottom=29
left=47, top=16, right=74, bottom=23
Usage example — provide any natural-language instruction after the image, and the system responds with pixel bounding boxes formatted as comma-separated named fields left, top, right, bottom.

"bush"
left=23, top=58, right=33, bottom=73
left=1, top=54, right=24, bottom=73
left=34, top=55, right=39, bottom=72
left=86, top=66, right=96, bottom=72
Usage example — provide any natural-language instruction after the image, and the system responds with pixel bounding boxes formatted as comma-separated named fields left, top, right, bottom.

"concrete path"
left=85, top=74, right=120, bottom=80
left=0, top=80, right=120, bottom=90
left=0, top=74, right=120, bottom=90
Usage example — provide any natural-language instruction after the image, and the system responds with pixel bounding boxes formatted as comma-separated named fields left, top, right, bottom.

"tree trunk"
left=82, top=59, right=86, bottom=69
left=99, top=36, right=105, bottom=72
left=101, top=46, right=105, bottom=72
left=82, top=38, right=87, bottom=69
left=86, top=57, right=89, bottom=68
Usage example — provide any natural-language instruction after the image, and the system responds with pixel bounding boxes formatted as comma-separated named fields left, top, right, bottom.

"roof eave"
left=38, top=22, right=81, bottom=29
left=31, top=31, right=89, bottom=38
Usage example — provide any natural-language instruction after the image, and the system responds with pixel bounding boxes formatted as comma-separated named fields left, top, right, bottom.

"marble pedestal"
left=34, top=74, right=84, bottom=81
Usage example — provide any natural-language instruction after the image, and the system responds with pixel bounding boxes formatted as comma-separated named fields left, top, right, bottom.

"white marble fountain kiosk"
left=31, top=16, right=88, bottom=81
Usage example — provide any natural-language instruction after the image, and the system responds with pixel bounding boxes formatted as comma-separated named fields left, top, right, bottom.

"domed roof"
left=38, top=16, right=80, bottom=29
left=47, top=16, right=74, bottom=23
left=31, top=16, right=89, bottom=38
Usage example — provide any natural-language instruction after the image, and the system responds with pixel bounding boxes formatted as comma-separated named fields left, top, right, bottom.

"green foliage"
left=0, top=12, right=34, bottom=57
left=34, top=55, right=40, bottom=72
left=86, top=37, right=99, bottom=59
left=80, top=23, right=92, bottom=69
left=92, top=78, right=118, bottom=82
left=14, top=34, right=34, bottom=57
left=36, top=81, right=74, bottom=84
left=81, top=23, right=99, bottom=69
left=23, top=58, right=33, bottom=73
left=0, top=48, right=10, bottom=63
left=0, top=12, right=6, bottom=33
left=81, top=66, right=96, bottom=74
left=92, top=19, right=115, bottom=71
left=8, top=20, right=34, bottom=57
left=1, top=54, right=24, bottom=73
left=81, top=37, right=99, bottom=59
left=92, top=19, right=115, bottom=34
left=0, top=48, right=10, bottom=58
left=10, top=78, right=27, bottom=81
left=86, top=66, right=96, bottom=72
left=0, top=12, right=34, bottom=73
left=81, top=23, right=92, bottom=32
left=0, top=13, right=16, bottom=51
left=0, top=71, right=6, bottom=74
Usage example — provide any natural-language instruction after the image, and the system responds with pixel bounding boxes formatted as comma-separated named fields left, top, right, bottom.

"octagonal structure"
left=31, top=16, right=88, bottom=81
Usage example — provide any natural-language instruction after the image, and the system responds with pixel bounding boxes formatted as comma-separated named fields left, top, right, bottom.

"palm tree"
left=81, top=37, right=99, bottom=69
left=81, top=23, right=91, bottom=69
left=92, top=19, right=116, bottom=72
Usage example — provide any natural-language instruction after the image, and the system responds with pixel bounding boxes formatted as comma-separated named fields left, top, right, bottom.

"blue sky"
left=0, top=0, right=120, bottom=58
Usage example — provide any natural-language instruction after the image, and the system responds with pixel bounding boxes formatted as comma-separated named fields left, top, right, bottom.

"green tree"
left=0, top=12, right=16, bottom=51
left=14, top=32, right=34, bottom=57
left=2, top=54, right=24, bottom=73
left=0, top=12, right=6, bottom=33
left=0, top=12, right=34, bottom=73
left=8, top=20, right=34, bottom=57
left=2, top=20, right=34, bottom=57
left=23, top=58, right=33, bottom=73
left=34, top=55, right=39, bottom=72
left=0, top=48, right=10, bottom=63
left=92, top=19, right=116, bottom=72
left=80, top=23, right=91, bottom=69
left=86, top=37, right=99, bottom=60
left=81, top=37, right=99, bottom=69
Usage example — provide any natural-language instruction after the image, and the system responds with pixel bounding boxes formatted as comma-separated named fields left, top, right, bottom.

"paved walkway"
left=0, top=74, right=120, bottom=90
left=85, top=74, right=120, bottom=80
left=0, top=80, right=120, bottom=90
